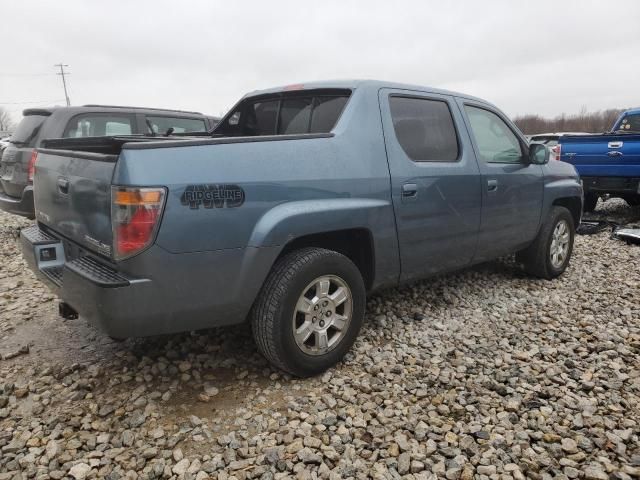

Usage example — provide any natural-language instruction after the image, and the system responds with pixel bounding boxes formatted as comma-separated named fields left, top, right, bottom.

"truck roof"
left=244, top=79, right=489, bottom=104
left=23, top=105, right=205, bottom=117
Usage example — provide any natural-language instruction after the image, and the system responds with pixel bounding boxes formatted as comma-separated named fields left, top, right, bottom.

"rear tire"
left=583, top=193, right=598, bottom=213
left=518, top=206, right=575, bottom=280
left=251, top=248, right=366, bottom=377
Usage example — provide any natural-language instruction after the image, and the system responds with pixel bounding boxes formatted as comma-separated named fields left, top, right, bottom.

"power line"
left=0, top=72, right=55, bottom=77
left=54, top=63, right=71, bottom=107
left=0, top=99, right=66, bottom=105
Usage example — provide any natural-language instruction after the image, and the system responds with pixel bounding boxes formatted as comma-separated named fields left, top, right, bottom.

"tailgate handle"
left=57, top=177, right=69, bottom=194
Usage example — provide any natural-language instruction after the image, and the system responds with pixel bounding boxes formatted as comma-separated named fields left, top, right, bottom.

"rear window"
left=530, top=136, right=559, bottom=146
left=11, top=114, right=49, bottom=145
left=617, top=114, right=640, bottom=132
left=64, top=114, right=134, bottom=138
left=389, top=96, right=459, bottom=162
left=215, top=89, right=350, bottom=137
left=146, top=116, right=207, bottom=135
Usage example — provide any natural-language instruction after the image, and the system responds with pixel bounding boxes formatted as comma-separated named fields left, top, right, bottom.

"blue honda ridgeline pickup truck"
left=22, top=81, right=582, bottom=376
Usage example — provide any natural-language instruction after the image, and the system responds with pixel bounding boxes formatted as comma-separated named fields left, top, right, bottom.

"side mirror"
left=529, top=143, right=549, bottom=165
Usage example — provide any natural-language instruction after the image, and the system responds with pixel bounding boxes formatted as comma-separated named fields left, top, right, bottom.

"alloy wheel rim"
left=550, top=219, right=570, bottom=268
left=292, top=275, right=353, bottom=356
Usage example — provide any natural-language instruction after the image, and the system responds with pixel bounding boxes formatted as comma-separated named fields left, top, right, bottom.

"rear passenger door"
left=458, top=101, right=544, bottom=261
left=379, top=89, right=482, bottom=281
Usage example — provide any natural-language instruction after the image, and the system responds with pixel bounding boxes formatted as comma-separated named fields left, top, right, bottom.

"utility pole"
left=54, top=63, right=71, bottom=106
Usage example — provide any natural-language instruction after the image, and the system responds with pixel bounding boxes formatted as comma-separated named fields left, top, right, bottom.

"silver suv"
left=0, top=105, right=218, bottom=218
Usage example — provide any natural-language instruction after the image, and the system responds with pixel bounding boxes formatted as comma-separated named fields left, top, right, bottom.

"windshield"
left=214, top=89, right=350, bottom=137
left=146, top=116, right=207, bottom=134
left=11, top=114, right=49, bottom=145
left=616, top=114, right=640, bottom=132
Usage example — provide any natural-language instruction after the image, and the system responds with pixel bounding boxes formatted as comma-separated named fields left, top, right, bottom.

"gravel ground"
left=1, top=199, right=639, bottom=480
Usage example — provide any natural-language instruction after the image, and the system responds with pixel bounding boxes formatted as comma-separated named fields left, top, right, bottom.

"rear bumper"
left=20, top=225, right=150, bottom=338
left=0, top=186, right=34, bottom=218
left=581, top=176, right=640, bottom=195
left=20, top=225, right=279, bottom=338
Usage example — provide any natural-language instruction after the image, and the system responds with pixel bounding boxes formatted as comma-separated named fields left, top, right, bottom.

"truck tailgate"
left=34, top=149, right=117, bottom=257
left=560, top=133, right=640, bottom=176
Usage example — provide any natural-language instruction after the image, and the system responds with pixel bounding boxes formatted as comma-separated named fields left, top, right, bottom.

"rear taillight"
left=552, top=144, right=562, bottom=161
left=27, top=150, right=38, bottom=183
left=111, top=186, right=166, bottom=260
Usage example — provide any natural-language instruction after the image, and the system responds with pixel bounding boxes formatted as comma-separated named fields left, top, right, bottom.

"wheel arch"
left=552, top=196, right=582, bottom=226
left=247, top=198, right=399, bottom=292
left=276, top=228, right=375, bottom=291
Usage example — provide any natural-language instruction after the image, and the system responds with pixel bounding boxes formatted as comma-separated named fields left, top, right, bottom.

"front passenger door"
left=459, top=102, right=544, bottom=262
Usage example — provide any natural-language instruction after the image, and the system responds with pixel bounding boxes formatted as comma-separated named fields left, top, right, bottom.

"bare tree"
left=514, top=108, right=627, bottom=135
left=0, top=107, right=14, bottom=132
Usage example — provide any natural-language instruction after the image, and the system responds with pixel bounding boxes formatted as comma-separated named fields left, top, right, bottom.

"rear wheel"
left=251, top=248, right=366, bottom=377
left=583, top=193, right=598, bottom=213
left=518, top=206, right=575, bottom=279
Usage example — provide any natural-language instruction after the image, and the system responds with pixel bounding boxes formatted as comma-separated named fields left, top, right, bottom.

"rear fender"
left=248, top=198, right=400, bottom=290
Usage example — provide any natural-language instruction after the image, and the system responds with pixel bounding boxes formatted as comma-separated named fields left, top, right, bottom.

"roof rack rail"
left=81, top=104, right=203, bottom=115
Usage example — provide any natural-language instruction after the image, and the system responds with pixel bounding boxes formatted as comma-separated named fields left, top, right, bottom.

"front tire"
left=518, top=206, right=575, bottom=280
left=583, top=193, right=598, bottom=213
left=251, top=248, right=366, bottom=377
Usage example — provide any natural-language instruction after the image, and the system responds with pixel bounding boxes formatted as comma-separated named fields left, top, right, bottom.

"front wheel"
left=251, top=248, right=366, bottom=377
left=518, top=206, right=575, bottom=279
left=583, top=193, right=598, bottom=213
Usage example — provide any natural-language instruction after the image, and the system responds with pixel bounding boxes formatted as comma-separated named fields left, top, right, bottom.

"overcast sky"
left=2, top=0, right=639, bottom=124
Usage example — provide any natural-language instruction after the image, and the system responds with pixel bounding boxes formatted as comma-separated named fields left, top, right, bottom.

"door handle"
left=608, top=151, right=623, bottom=157
left=401, top=183, right=418, bottom=198
left=57, top=177, right=69, bottom=194
left=487, top=179, right=498, bottom=192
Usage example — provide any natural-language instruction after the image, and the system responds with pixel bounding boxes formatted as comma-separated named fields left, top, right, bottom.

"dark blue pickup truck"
left=558, top=109, right=640, bottom=212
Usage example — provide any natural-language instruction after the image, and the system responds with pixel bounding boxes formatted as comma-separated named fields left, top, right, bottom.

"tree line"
left=513, top=108, right=627, bottom=135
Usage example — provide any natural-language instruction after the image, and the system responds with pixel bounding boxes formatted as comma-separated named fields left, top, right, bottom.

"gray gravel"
left=1, top=199, right=639, bottom=479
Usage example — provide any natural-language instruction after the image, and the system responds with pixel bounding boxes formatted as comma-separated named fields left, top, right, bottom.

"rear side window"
left=389, top=96, right=459, bottom=162
left=618, top=114, right=640, bottom=132
left=464, top=106, right=523, bottom=164
left=146, top=116, right=207, bottom=134
left=64, top=114, right=134, bottom=138
left=278, top=98, right=313, bottom=134
left=215, top=90, right=350, bottom=137
left=245, top=100, right=280, bottom=135
left=11, top=114, right=48, bottom=146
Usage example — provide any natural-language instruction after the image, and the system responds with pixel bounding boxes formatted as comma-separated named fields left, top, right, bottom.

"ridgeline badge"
left=181, top=184, right=245, bottom=209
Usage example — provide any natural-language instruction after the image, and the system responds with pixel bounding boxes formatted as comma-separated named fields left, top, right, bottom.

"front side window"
left=464, top=106, right=523, bottom=164
left=64, top=114, right=134, bottom=138
left=146, top=116, right=207, bottom=134
left=389, top=96, right=459, bottom=162
left=214, top=90, right=350, bottom=137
